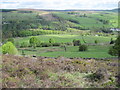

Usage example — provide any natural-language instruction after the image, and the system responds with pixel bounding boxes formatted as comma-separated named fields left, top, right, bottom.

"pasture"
left=18, top=45, right=116, bottom=58
left=15, top=34, right=117, bottom=58
left=15, top=34, right=116, bottom=44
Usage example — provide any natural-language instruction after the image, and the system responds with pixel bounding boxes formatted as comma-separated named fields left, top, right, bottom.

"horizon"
left=1, top=8, right=118, bottom=11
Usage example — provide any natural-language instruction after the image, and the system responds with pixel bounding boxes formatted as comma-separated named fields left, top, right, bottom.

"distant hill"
left=102, top=8, right=120, bottom=12
left=2, top=9, right=118, bottom=38
left=111, top=8, right=120, bottom=12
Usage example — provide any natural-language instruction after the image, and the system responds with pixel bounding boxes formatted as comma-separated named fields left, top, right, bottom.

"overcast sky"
left=1, top=0, right=119, bottom=10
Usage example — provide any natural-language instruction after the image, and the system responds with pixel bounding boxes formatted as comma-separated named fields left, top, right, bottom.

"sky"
left=1, top=0, right=120, bottom=10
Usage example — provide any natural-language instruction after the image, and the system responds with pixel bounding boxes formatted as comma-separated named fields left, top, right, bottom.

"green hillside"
left=2, top=9, right=118, bottom=39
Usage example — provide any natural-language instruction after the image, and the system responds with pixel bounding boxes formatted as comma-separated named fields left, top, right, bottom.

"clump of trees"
left=108, top=34, right=120, bottom=59
left=2, top=42, right=18, bottom=55
left=29, top=37, right=38, bottom=48
left=17, top=30, right=64, bottom=37
left=79, top=44, right=88, bottom=51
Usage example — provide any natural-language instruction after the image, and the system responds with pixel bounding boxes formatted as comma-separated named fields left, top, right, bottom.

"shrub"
left=79, top=45, right=88, bottom=51
left=2, top=42, right=18, bottom=55
left=95, top=40, right=98, bottom=44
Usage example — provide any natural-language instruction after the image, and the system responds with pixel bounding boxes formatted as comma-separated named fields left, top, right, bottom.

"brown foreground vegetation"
left=2, top=55, right=119, bottom=88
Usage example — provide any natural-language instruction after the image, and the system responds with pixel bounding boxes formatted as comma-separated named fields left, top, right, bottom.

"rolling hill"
left=2, top=9, right=118, bottom=39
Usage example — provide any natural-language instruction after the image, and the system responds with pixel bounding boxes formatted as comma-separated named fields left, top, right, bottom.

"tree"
left=2, top=41, right=18, bottom=55
left=29, top=37, right=38, bottom=49
left=79, top=44, right=88, bottom=51
left=108, top=35, right=120, bottom=59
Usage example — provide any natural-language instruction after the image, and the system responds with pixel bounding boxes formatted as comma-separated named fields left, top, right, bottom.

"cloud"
left=1, top=0, right=119, bottom=10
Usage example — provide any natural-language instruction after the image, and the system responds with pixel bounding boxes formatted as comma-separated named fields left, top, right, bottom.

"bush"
left=2, top=42, right=18, bottom=55
left=95, top=40, right=98, bottom=44
left=79, top=45, right=88, bottom=51
left=41, top=43, right=52, bottom=47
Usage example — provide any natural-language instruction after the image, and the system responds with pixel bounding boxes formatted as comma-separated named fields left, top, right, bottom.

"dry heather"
left=2, top=55, right=118, bottom=88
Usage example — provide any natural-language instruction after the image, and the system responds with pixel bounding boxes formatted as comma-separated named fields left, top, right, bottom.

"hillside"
left=1, top=8, right=119, bottom=88
left=2, top=55, right=118, bottom=88
left=2, top=9, right=118, bottom=39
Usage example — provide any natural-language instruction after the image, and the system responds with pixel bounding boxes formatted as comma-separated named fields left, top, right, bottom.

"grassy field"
left=18, top=45, right=116, bottom=58
left=14, top=34, right=117, bottom=58
left=53, top=11, right=118, bottom=29
left=15, top=34, right=116, bottom=44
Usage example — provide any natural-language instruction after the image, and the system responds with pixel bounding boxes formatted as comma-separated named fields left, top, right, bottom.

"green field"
left=2, top=9, right=118, bottom=58
left=53, top=11, right=118, bottom=29
left=18, top=45, right=115, bottom=58
left=15, top=34, right=117, bottom=58
left=15, top=34, right=116, bottom=44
